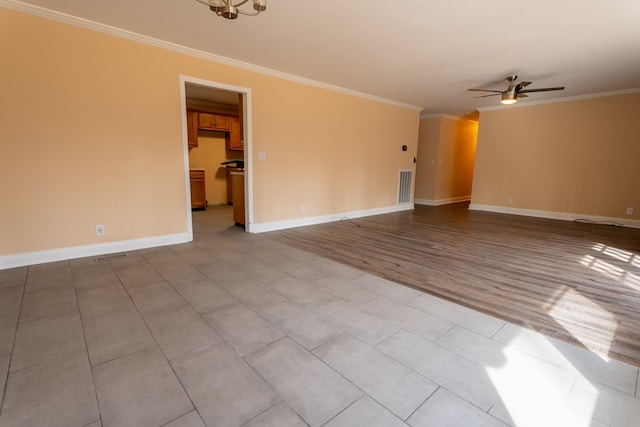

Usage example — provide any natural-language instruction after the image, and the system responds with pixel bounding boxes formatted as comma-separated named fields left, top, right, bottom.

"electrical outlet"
left=627, top=207, right=634, bottom=215
left=257, top=151, right=266, bottom=160
left=506, top=197, right=512, bottom=205
left=96, top=224, right=105, bottom=236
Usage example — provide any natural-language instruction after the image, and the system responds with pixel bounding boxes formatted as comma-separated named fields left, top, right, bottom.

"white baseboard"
left=1, top=204, right=415, bottom=269
left=0, top=233, right=190, bottom=270
left=415, top=196, right=471, bottom=206
left=251, top=204, right=414, bottom=233
left=469, top=204, right=640, bottom=229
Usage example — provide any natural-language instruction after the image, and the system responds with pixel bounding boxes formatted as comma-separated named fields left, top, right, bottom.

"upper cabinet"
left=187, top=110, right=199, bottom=148
left=227, top=116, right=243, bottom=151
left=198, top=113, right=230, bottom=131
left=186, top=108, right=243, bottom=151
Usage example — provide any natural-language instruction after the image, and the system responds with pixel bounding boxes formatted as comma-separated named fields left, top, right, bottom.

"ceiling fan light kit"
left=501, top=89, right=518, bottom=105
left=196, top=0, right=267, bottom=19
left=470, top=75, right=565, bottom=106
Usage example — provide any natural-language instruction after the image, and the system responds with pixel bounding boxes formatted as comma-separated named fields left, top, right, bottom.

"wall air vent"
left=398, top=170, right=412, bottom=204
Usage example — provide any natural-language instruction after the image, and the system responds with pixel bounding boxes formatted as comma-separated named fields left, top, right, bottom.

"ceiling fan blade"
left=517, top=81, right=532, bottom=89
left=517, top=93, right=529, bottom=98
left=519, top=87, right=565, bottom=93
left=473, top=93, right=501, bottom=98
left=468, top=89, right=503, bottom=93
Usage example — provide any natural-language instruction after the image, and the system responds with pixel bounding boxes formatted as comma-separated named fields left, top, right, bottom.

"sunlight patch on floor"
left=592, top=243, right=633, bottom=262
left=546, top=287, right=618, bottom=360
left=581, top=255, right=625, bottom=279
left=486, top=339, right=597, bottom=426
left=582, top=243, right=640, bottom=292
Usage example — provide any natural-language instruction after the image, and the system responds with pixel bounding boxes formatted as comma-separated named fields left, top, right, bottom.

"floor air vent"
left=95, top=253, right=128, bottom=262
left=398, top=170, right=412, bottom=204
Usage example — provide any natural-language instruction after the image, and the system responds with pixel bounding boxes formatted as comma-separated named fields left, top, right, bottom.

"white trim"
left=468, top=204, right=640, bottom=229
left=0, top=0, right=422, bottom=112
left=419, top=113, right=478, bottom=124
left=180, top=76, right=254, bottom=232
left=420, top=113, right=460, bottom=120
left=415, top=196, right=471, bottom=206
left=243, top=91, right=255, bottom=232
left=0, top=233, right=190, bottom=270
left=178, top=78, right=194, bottom=242
left=420, top=113, right=460, bottom=119
left=478, top=88, right=640, bottom=112
left=251, top=204, right=414, bottom=234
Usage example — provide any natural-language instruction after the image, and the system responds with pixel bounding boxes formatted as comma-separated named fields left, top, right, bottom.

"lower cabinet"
left=231, top=171, right=245, bottom=226
left=189, top=170, right=206, bottom=209
left=225, top=167, right=239, bottom=205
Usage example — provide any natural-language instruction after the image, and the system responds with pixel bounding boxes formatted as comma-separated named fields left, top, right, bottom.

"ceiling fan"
left=469, top=75, right=565, bottom=105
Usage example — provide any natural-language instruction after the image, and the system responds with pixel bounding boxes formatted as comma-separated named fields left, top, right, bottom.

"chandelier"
left=196, top=0, right=267, bottom=19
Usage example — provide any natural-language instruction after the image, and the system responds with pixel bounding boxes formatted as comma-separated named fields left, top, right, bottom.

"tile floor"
left=0, top=206, right=639, bottom=426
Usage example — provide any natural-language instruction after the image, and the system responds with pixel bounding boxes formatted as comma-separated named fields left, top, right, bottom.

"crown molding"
left=1, top=0, right=423, bottom=112
left=419, top=113, right=478, bottom=124
left=421, top=113, right=460, bottom=120
left=478, top=88, right=640, bottom=112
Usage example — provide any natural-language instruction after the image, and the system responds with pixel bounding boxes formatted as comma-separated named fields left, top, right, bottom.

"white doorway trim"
left=179, top=75, right=254, bottom=239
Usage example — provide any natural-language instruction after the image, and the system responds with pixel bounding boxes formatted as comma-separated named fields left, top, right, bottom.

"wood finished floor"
left=273, top=203, right=640, bottom=367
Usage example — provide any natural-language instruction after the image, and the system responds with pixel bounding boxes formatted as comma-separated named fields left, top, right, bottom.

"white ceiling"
left=10, top=0, right=640, bottom=115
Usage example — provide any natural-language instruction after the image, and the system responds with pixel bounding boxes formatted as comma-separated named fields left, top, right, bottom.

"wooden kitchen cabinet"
left=227, top=116, right=243, bottom=150
left=231, top=171, right=245, bottom=226
left=198, top=113, right=230, bottom=131
left=225, top=167, right=240, bottom=205
left=187, top=110, right=199, bottom=148
left=189, top=170, right=206, bottom=210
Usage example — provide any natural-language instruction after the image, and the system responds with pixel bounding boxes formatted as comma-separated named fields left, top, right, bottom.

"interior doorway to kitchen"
left=180, top=76, right=253, bottom=241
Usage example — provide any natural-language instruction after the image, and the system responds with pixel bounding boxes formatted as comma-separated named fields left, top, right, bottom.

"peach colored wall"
left=415, top=116, right=477, bottom=203
left=0, top=8, right=419, bottom=257
left=471, top=93, right=640, bottom=220
left=437, top=117, right=477, bottom=200
left=250, top=79, right=419, bottom=220
left=414, top=117, right=441, bottom=200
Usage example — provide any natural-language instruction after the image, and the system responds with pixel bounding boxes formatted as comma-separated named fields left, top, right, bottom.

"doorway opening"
left=179, top=76, right=253, bottom=241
